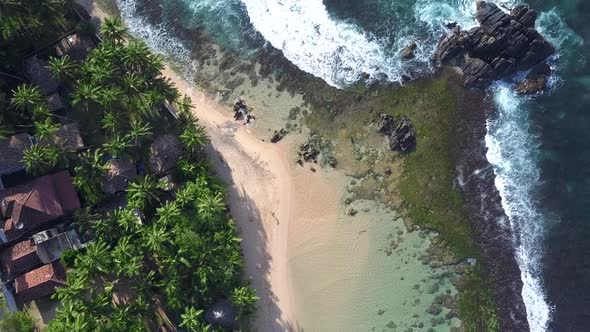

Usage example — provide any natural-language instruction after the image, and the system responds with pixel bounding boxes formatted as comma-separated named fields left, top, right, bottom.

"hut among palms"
left=101, top=159, right=137, bottom=195
left=204, top=299, right=238, bottom=329
left=54, top=33, right=95, bottom=61
left=40, top=123, right=84, bottom=151
left=148, top=134, right=182, bottom=176
left=23, top=56, right=59, bottom=94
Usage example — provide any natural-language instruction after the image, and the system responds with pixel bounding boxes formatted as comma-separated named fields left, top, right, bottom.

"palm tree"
left=180, top=123, right=208, bottom=156
left=101, top=111, right=120, bottom=135
left=122, top=73, right=145, bottom=95
left=103, top=134, right=131, bottom=158
left=72, top=82, right=101, bottom=112
left=22, top=144, right=60, bottom=175
left=127, top=175, right=160, bottom=211
left=179, top=307, right=209, bottom=332
left=10, top=84, right=44, bottom=113
left=34, top=118, right=60, bottom=141
left=142, top=223, right=168, bottom=256
left=73, top=149, right=107, bottom=204
left=115, top=208, right=141, bottom=235
left=176, top=95, right=194, bottom=116
left=72, top=206, right=101, bottom=236
left=156, top=201, right=180, bottom=225
left=196, top=191, right=225, bottom=221
left=174, top=185, right=194, bottom=208
left=78, top=240, right=111, bottom=274
left=122, top=40, right=151, bottom=73
left=48, top=55, right=78, bottom=82
left=97, top=87, right=123, bottom=108
left=125, top=119, right=152, bottom=147
left=112, top=237, right=142, bottom=277
left=100, top=17, right=129, bottom=43
left=231, top=286, right=259, bottom=318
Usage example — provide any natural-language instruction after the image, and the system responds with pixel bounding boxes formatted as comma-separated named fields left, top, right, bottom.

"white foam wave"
left=485, top=84, right=552, bottom=332
left=239, top=0, right=410, bottom=87
left=116, top=0, right=199, bottom=80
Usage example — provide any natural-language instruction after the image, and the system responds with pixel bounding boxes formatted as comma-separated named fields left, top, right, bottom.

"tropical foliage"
left=0, top=13, right=258, bottom=331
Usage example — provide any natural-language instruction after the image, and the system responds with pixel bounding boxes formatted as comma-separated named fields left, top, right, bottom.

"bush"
left=0, top=311, right=36, bottom=332
left=60, top=249, right=78, bottom=268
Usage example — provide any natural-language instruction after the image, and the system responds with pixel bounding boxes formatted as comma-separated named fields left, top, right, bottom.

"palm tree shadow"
left=206, top=145, right=304, bottom=332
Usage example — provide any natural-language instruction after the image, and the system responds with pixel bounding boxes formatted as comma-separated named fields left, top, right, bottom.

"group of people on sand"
left=233, top=98, right=255, bottom=125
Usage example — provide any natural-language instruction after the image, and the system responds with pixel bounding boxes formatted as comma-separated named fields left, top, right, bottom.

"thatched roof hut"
left=47, top=93, right=65, bottom=112
left=204, top=299, right=238, bottom=329
left=148, top=134, right=182, bottom=175
left=55, top=33, right=95, bottom=61
left=40, top=123, right=84, bottom=151
left=100, top=159, right=137, bottom=195
left=23, top=56, right=59, bottom=94
left=0, top=133, right=32, bottom=176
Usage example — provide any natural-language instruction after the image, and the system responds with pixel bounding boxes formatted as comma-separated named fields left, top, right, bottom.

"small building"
left=23, top=56, right=59, bottom=94
left=0, top=133, right=33, bottom=188
left=0, top=171, right=81, bottom=244
left=54, top=33, right=95, bottom=61
left=47, top=94, right=65, bottom=113
left=40, top=123, right=85, bottom=151
left=34, top=228, right=87, bottom=264
left=148, top=134, right=182, bottom=176
left=101, top=159, right=137, bottom=195
left=14, top=261, right=67, bottom=304
left=0, top=240, right=42, bottom=280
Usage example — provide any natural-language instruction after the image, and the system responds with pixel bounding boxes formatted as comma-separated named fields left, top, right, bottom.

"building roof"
left=40, top=123, right=84, bottom=151
left=47, top=94, right=65, bottom=112
left=148, top=134, right=182, bottom=175
left=36, top=229, right=83, bottom=264
left=23, top=56, right=59, bottom=94
left=0, top=171, right=80, bottom=242
left=0, top=240, right=42, bottom=280
left=14, top=261, right=67, bottom=304
left=101, top=159, right=137, bottom=195
left=55, top=33, right=95, bottom=61
left=0, top=133, right=31, bottom=176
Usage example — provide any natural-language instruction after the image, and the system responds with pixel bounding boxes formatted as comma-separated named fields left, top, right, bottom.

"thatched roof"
left=204, top=299, right=238, bottom=329
left=55, top=33, right=95, bottom=61
left=47, top=93, right=65, bottom=112
left=100, top=159, right=137, bottom=195
left=148, top=134, right=182, bottom=175
left=23, top=56, right=59, bottom=94
left=0, top=133, right=32, bottom=175
left=40, top=123, right=84, bottom=151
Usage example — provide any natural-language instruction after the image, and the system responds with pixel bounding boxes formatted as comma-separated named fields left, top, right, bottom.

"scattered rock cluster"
left=401, top=42, right=418, bottom=60
left=270, top=128, right=287, bottom=143
left=434, top=1, right=555, bottom=91
left=378, top=114, right=416, bottom=152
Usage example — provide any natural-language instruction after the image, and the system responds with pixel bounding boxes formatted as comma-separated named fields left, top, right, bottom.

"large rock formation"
left=434, top=1, right=555, bottom=89
left=377, top=115, right=416, bottom=153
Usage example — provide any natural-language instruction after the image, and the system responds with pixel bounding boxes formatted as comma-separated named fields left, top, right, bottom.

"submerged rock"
left=434, top=1, right=555, bottom=88
left=401, top=42, right=418, bottom=60
left=271, top=128, right=287, bottom=143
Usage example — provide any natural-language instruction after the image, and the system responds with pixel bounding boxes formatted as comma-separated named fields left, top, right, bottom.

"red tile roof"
left=0, top=240, right=42, bottom=280
left=14, top=261, right=67, bottom=304
left=0, top=171, right=80, bottom=241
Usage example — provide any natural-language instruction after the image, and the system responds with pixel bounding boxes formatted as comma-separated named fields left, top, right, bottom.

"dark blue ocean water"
left=116, top=0, right=589, bottom=330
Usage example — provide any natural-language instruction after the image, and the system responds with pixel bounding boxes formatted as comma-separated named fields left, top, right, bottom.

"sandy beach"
left=81, top=2, right=464, bottom=331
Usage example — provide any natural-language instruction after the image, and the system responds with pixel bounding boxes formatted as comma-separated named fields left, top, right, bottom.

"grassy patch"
left=376, top=78, right=499, bottom=331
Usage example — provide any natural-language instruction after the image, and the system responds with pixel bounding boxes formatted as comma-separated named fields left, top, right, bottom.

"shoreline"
left=81, top=3, right=303, bottom=329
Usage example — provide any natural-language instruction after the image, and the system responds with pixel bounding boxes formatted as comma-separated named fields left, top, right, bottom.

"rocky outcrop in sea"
left=434, top=1, right=555, bottom=92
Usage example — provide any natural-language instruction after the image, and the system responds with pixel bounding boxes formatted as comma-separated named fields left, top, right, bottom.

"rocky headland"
left=434, top=1, right=555, bottom=93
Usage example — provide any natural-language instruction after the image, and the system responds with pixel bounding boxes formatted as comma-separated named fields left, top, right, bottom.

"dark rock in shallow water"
left=515, top=72, right=548, bottom=95
left=377, top=114, right=396, bottom=136
left=389, top=118, right=416, bottom=152
left=271, top=128, right=287, bottom=143
left=434, top=1, right=555, bottom=88
left=401, top=42, right=418, bottom=60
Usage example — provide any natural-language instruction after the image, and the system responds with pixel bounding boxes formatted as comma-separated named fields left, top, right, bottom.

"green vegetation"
left=380, top=78, right=499, bottom=331
left=1, top=6, right=256, bottom=330
left=0, top=311, right=36, bottom=332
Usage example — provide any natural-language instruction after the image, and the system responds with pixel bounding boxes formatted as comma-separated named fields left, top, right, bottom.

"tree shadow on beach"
left=207, top=145, right=304, bottom=332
